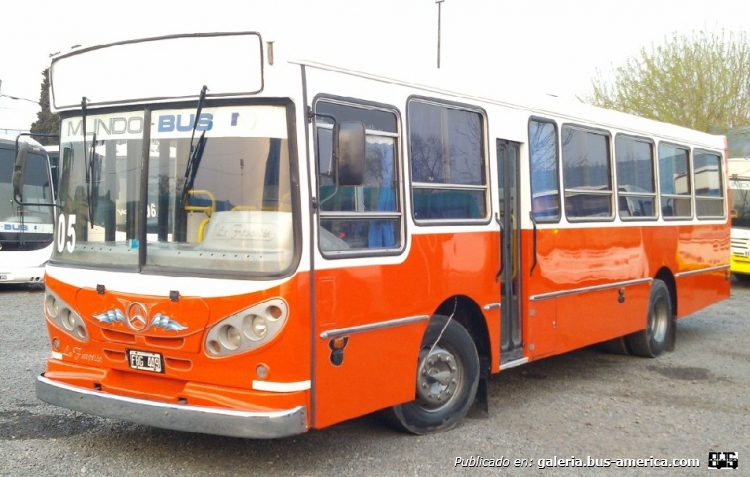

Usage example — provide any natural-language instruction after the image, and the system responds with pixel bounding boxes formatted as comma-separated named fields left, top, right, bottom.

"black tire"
left=734, top=273, right=750, bottom=283
left=383, top=315, right=479, bottom=434
left=626, top=279, right=672, bottom=358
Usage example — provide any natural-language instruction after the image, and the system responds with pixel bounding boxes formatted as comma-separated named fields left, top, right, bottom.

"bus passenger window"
left=529, top=119, right=560, bottom=222
left=314, top=100, right=402, bottom=254
left=408, top=100, right=487, bottom=222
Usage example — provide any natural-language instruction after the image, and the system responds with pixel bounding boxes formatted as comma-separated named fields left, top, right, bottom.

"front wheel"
left=383, top=315, right=479, bottom=434
left=626, top=279, right=672, bottom=357
left=734, top=273, right=750, bottom=283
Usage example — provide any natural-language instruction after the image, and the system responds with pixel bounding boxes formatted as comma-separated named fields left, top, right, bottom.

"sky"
left=1, top=0, right=749, bottom=134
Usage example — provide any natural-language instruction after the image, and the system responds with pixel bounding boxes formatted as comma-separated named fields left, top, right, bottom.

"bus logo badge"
left=126, top=303, right=149, bottom=331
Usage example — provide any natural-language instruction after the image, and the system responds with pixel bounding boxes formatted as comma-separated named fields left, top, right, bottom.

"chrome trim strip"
left=320, top=315, right=430, bottom=339
left=530, top=278, right=653, bottom=302
left=500, top=357, right=529, bottom=370
left=675, top=264, right=730, bottom=278
left=252, top=380, right=311, bottom=393
left=36, top=375, right=307, bottom=439
left=483, top=303, right=501, bottom=311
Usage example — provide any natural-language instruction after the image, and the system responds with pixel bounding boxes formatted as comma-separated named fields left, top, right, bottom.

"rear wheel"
left=383, top=315, right=479, bottom=434
left=734, top=273, right=750, bottom=283
left=626, top=279, right=672, bottom=358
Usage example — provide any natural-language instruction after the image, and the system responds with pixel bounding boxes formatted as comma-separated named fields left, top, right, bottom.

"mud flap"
left=467, top=356, right=489, bottom=418
left=666, top=315, right=677, bottom=352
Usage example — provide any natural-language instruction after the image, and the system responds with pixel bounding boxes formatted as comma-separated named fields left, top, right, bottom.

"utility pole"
left=436, top=0, right=445, bottom=69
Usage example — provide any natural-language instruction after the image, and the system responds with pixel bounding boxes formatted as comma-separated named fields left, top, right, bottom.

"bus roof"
left=49, top=31, right=726, bottom=152
left=0, top=133, right=45, bottom=150
left=295, top=58, right=726, bottom=150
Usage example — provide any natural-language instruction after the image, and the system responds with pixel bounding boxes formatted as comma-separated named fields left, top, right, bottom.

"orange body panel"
left=522, top=222, right=730, bottom=358
left=312, top=231, right=501, bottom=428
left=41, top=218, right=729, bottom=432
left=43, top=274, right=313, bottom=415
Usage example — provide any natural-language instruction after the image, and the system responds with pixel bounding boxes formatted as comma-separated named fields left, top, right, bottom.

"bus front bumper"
left=0, top=265, right=45, bottom=284
left=36, top=374, right=308, bottom=439
left=731, top=253, right=750, bottom=276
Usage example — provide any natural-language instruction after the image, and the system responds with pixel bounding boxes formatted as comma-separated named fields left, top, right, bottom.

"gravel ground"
left=0, top=279, right=748, bottom=476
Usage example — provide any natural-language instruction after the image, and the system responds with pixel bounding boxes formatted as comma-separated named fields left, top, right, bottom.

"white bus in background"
left=45, top=144, right=60, bottom=197
left=0, top=134, right=55, bottom=284
left=729, top=157, right=750, bottom=281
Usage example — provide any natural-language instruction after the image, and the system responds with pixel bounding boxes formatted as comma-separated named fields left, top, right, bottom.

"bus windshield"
left=731, top=178, right=750, bottom=229
left=53, top=104, right=294, bottom=275
left=0, top=145, right=55, bottom=251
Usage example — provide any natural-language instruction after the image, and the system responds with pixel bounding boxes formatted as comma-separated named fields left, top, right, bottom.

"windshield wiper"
left=178, top=85, right=209, bottom=214
left=81, top=96, right=96, bottom=229
left=87, top=133, right=98, bottom=229
left=181, top=131, right=207, bottom=206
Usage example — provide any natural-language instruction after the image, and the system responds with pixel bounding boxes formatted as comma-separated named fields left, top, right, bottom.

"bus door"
left=496, top=139, right=523, bottom=364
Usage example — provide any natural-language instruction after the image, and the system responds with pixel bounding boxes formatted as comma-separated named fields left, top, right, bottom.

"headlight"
left=60, top=309, right=75, bottom=330
left=45, top=287, right=89, bottom=343
left=242, top=314, right=267, bottom=340
left=45, top=294, right=59, bottom=318
left=219, top=325, right=242, bottom=350
left=267, top=305, right=282, bottom=320
left=206, top=298, right=288, bottom=356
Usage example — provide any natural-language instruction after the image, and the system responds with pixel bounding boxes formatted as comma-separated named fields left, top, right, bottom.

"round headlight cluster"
left=206, top=299, right=288, bottom=356
left=45, top=290, right=88, bottom=342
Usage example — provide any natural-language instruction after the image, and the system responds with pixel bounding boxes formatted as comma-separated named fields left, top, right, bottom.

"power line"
left=0, top=79, right=40, bottom=105
left=0, top=93, right=39, bottom=105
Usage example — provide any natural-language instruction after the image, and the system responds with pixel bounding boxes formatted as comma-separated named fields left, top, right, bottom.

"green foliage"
left=583, top=30, right=750, bottom=134
left=29, top=68, right=59, bottom=146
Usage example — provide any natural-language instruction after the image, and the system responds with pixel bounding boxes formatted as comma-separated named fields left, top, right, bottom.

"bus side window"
left=314, top=99, right=401, bottom=253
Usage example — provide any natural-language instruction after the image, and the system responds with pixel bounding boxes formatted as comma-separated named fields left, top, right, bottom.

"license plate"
left=127, top=349, right=164, bottom=373
left=0, top=275, right=7, bottom=281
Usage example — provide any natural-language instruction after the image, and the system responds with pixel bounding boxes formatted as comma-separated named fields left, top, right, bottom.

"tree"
left=29, top=68, right=59, bottom=145
left=583, top=30, right=750, bottom=134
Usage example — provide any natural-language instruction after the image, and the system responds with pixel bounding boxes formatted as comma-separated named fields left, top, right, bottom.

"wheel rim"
left=415, top=344, right=463, bottom=412
left=650, top=295, right=669, bottom=344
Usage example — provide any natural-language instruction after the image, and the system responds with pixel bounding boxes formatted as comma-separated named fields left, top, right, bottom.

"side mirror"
left=13, top=143, right=29, bottom=202
left=334, top=121, right=365, bottom=186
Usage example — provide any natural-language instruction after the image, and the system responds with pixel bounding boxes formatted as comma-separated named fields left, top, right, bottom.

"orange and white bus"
left=30, top=32, right=730, bottom=438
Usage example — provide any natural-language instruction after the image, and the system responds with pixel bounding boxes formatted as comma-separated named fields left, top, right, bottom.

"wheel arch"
left=654, top=267, right=677, bottom=317
left=434, top=295, right=492, bottom=377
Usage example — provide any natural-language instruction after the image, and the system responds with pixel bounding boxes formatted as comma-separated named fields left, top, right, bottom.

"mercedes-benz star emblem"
left=125, top=302, right=149, bottom=331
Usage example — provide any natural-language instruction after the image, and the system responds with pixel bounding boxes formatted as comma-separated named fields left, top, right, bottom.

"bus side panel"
left=673, top=224, right=731, bottom=317
left=525, top=225, right=651, bottom=354
left=523, top=228, right=558, bottom=359
left=527, top=298, right=557, bottom=359
left=555, top=284, right=650, bottom=353
left=312, top=231, right=499, bottom=429
left=675, top=271, right=730, bottom=317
